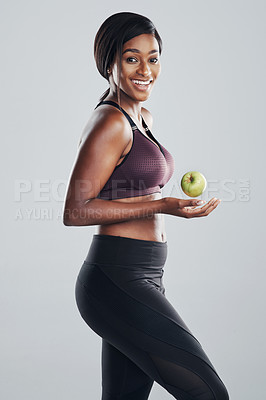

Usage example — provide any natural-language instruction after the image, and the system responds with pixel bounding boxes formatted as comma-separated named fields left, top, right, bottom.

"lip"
left=131, top=78, right=153, bottom=83
left=130, top=78, right=153, bottom=92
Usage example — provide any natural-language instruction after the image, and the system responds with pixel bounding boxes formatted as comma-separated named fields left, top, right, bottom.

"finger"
left=179, top=197, right=220, bottom=218
left=189, top=203, right=208, bottom=210
left=205, top=198, right=221, bottom=213
left=184, top=198, right=220, bottom=217
left=191, top=197, right=218, bottom=212
left=178, top=199, right=206, bottom=209
left=192, top=198, right=221, bottom=217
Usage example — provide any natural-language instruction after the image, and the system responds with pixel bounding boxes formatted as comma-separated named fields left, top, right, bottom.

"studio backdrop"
left=2, top=0, right=265, bottom=399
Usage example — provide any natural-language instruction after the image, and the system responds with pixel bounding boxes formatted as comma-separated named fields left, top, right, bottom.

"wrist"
left=155, top=198, right=167, bottom=215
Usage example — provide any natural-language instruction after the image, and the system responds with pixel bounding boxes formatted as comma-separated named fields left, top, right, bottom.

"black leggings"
left=75, top=234, right=229, bottom=400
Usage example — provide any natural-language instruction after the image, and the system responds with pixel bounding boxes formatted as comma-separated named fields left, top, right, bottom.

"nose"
left=136, top=61, right=151, bottom=77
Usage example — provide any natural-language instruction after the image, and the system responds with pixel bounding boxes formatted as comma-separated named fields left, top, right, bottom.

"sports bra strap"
left=94, top=100, right=138, bottom=130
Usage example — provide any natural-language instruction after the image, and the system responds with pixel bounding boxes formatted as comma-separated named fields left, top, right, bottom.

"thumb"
left=193, top=199, right=206, bottom=206
left=180, top=199, right=206, bottom=208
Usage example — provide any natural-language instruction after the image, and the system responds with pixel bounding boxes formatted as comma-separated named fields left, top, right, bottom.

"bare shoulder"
left=78, top=104, right=132, bottom=148
left=141, top=106, right=153, bottom=129
left=64, top=104, right=133, bottom=206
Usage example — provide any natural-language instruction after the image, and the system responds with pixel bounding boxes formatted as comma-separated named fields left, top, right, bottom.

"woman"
left=63, top=12, right=229, bottom=400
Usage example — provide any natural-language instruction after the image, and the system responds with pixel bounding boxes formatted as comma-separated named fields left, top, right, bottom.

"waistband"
left=84, top=234, right=168, bottom=267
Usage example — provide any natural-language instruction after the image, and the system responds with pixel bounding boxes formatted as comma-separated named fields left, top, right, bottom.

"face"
left=110, top=33, right=161, bottom=102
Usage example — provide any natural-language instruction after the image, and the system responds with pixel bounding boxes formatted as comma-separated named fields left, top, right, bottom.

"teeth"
left=132, top=79, right=151, bottom=85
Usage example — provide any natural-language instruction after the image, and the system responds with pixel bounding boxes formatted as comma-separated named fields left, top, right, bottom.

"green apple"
left=181, top=171, right=207, bottom=197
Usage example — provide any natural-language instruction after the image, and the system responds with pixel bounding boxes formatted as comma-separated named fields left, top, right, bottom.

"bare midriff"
left=96, top=192, right=166, bottom=243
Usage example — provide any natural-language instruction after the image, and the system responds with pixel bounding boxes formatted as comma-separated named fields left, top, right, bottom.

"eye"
left=126, top=57, right=138, bottom=63
left=125, top=56, right=159, bottom=64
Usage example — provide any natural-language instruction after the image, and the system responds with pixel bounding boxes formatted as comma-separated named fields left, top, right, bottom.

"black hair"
left=94, top=12, right=162, bottom=104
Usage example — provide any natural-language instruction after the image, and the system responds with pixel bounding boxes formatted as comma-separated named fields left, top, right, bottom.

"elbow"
left=62, top=206, right=78, bottom=226
left=63, top=210, right=74, bottom=226
left=63, top=215, right=86, bottom=226
left=63, top=216, right=72, bottom=226
left=62, top=203, right=94, bottom=227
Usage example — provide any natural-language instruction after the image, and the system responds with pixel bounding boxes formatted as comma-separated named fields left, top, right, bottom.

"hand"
left=162, top=197, right=221, bottom=219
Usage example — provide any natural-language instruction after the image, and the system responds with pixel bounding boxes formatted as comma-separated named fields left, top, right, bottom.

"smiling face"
left=110, top=33, right=161, bottom=102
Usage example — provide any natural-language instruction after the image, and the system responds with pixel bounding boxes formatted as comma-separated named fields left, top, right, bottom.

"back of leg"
left=101, top=339, right=229, bottom=400
left=148, top=349, right=229, bottom=400
left=101, top=339, right=153, bottom=400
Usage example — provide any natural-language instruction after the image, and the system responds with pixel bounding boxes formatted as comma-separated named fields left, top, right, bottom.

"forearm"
left=63, top=197, right=165, bottom=226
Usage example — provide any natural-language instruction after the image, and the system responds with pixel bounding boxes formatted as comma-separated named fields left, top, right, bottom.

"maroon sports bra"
left=95, top=101, right=175, bottom=200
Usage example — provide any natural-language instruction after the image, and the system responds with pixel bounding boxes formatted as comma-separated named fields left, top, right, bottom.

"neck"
left=107, top=86, right=142, bottom=122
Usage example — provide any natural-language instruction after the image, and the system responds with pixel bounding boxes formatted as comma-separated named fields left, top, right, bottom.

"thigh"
left=101, top=340, right=153, bottom=400
left=76, top=266, right=229, bottom=400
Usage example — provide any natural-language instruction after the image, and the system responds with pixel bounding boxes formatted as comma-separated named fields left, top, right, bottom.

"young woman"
left=63, top=12, right=229, bottom=400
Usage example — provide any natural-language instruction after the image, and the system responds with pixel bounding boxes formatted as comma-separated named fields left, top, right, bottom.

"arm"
left=63, top=197, right=164, bottom=226
left=63, top=109, right=220, bottom=227
left=63, top=107, right=164, bottom=226
left=63, top=196, right=221, bottom=227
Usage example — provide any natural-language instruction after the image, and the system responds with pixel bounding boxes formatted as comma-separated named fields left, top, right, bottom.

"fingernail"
left=197, top=200, right=205, bottom=204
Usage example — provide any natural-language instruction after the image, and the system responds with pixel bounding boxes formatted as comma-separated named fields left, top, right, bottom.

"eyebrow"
left=122, top=48, right=159, bottom=55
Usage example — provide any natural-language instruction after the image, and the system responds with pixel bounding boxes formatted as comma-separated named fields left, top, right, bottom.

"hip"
left=77, top=234, right=168, bottom=296
left=75, top=234, right=195, bottom=344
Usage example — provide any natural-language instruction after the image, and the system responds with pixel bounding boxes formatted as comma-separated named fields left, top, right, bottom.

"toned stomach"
left=96, top=192, right=166, bottom=243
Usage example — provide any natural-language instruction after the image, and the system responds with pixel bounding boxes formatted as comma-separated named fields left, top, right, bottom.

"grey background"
left=2, top=0, right=265, bottom=398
